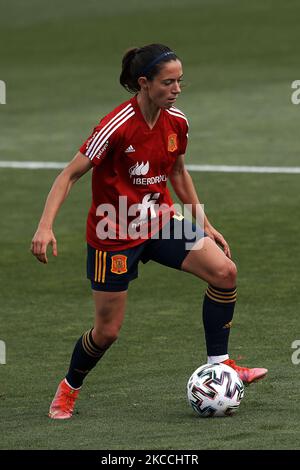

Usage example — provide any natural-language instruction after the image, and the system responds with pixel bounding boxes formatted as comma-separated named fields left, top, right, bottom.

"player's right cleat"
left=48, top=379, right=80, bottom=419
left=222, top=359, right=268, bottom=385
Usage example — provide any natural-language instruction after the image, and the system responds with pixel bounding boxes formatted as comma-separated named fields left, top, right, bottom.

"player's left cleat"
left=48, top=379, right=80, bottom=419
left=222, top=359, right=268, bottom=385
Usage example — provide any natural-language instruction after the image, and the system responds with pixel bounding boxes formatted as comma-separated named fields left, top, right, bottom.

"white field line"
left=0, top=161, right=67, bottom=169
left=0, top=161, right=300, bottom=174
left=186, top=164, right=300, bottom=174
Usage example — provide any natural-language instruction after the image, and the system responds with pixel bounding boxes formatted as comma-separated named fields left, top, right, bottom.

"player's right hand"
left=30, top=228, right=58, bottom=264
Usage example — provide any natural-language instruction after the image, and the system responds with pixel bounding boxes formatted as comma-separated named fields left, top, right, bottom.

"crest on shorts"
left=168, top=133, right=178, bottom=152
left=111, top=255, right=128, bottom=274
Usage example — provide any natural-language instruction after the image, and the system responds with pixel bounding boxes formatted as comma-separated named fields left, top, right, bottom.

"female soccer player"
left=31, top=43, right=267, bottom=419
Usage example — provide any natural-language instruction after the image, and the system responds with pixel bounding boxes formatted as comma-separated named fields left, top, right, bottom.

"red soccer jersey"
left=79, top=95, right=189, bottom=251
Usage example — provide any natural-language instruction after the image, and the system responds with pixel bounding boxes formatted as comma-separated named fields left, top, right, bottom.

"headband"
left=138, top=51, right=177, bottom=77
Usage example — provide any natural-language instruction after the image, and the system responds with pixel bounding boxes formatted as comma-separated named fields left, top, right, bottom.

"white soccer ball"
left=187, top=363, right=244, bottom=417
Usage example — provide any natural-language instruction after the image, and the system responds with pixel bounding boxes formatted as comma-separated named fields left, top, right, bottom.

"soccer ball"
left=187, top=363, right=244, bottom=417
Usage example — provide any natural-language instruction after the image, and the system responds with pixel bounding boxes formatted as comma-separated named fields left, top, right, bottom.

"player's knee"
left=100, top=329, right=119, bottom=348
left=214, top=260, right=237, bottom=288
left=93, top=325, right=119, bottom=348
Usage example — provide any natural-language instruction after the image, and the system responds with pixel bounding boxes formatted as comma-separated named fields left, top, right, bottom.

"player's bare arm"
left=31, top=152, right=92, bottom=264
left=169, top=154, right=231, bottom=258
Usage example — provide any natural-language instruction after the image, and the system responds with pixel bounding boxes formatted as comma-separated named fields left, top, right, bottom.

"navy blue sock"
left=66, top=328, right=108, bottom=388
left=202, top=285, right=237, bottom=356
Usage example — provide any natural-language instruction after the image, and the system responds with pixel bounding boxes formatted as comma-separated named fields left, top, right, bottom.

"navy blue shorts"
left=87, top=216, right=206, bottom=292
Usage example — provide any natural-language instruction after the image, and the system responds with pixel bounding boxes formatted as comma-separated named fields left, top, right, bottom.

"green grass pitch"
left=0, top=0, right=300, bottom=450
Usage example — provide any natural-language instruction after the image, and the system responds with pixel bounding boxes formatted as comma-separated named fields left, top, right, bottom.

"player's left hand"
left=204, top=224, right=231, bottom=259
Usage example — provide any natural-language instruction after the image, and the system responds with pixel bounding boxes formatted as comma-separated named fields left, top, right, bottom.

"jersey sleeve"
left=79, top=118, right=118, bottom=166
left=178, top=119, right=189, bottom=155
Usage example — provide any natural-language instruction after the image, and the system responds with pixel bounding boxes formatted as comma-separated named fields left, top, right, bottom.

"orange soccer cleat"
left=48, top=379, right=80, bottom=419
left=223, top=358, right=268, bottom=385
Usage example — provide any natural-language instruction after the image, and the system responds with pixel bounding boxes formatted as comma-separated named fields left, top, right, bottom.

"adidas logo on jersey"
left=125, top=145, right=135, bottom=153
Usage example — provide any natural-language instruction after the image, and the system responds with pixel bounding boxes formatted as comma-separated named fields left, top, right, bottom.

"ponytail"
left=119, top=47, right=140, bottom=93
left=119, top=44, right=178, bottom=94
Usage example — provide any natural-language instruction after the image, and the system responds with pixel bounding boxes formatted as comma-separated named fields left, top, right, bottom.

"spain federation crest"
left=111, top=255, right=128, bottom=274
left=168, top=133, right=178, bottom=152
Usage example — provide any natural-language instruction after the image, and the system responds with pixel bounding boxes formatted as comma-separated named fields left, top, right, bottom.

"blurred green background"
left=1, top=0, right=299, bottom=165
left=0, top=0, right=299, bottom=450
